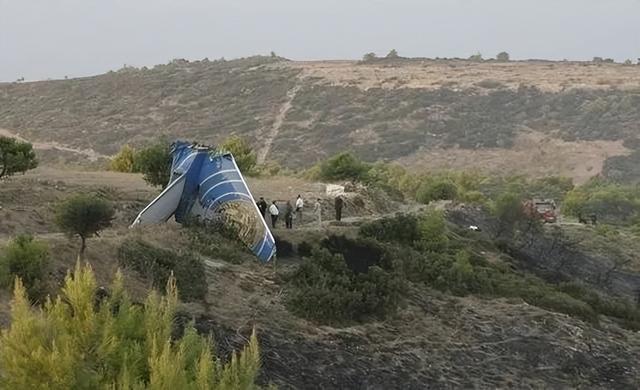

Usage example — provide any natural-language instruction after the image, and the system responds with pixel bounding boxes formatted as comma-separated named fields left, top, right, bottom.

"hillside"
left=1, top=56, right=640, bottom=183
left=1, top=167, right=640, bottom=388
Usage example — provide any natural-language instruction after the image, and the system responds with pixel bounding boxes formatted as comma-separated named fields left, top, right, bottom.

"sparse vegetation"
left=0, top=263, right=261, bottom=388
left=0, top=136, right=37, bottom=179
left=55, top=194, right=115, bottom=255
left=117, top=238, right=207, bottom=301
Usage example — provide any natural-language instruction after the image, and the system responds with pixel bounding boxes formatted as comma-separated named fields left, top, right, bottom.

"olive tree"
left=0, top=136, right=38, bottom=179
left=55, top=194, right=115, bottom=255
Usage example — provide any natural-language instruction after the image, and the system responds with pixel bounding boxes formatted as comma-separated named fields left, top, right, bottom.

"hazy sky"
left=1, top=0, right=639, bottom=81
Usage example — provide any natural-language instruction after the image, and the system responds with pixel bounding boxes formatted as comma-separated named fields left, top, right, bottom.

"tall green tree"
left=55, top=194, right=115, bottom=255
left=0, top=263, right=261, bottom=388
left=0, top=136, right=38, bottom=179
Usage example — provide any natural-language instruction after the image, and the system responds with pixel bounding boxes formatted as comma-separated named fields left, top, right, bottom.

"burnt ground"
left=182, top=260, right=640, bottom=390
left=446, top=207, right=640, bottom=302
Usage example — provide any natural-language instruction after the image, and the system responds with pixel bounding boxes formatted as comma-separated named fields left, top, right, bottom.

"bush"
left=496, top=51, right=510, bottom=62
left=415, top=178, right=458, bottom=204
left=318, top=152, right=370, bottom=181
left=468, top=52, right=483, bottom=61
left=321, top=235, right=392, bottom=273
left=0, top=235, right=48, bottom=302
left=0, top=136, right=38, bottom=179
left=0, top=263, right=261, bottom=388
left=562, top=180, right=640, bottom=223
left=386, top=49, right=399, bottom=59
left=55, top=194, right=115, bottom=255
left=296, top=241, right=314, bottom=257
left=359, top=213, right=421, bottom=245
left=219, top=136, right=257, bottom=174
left=274, top=235, right=294, bottom=258
left=109, top=144, right=137, bottom=173
left=416, top=211, right=450, bottom=253
left=135, top=142, right=172, bottom=187
left=118, top=239, right=207, bottom=301
left=362, top=52, right=377, bottom=62
left=285, top=248, right=403, bottom=323
left=491, top=192, right=531, bottom=237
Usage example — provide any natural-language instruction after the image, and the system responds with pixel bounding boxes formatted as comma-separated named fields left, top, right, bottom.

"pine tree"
left=0, top=263, right=262, bottom=389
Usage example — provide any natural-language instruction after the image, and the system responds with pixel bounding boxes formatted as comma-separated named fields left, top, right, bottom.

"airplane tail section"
left=131, top=173, right=187, bottom=226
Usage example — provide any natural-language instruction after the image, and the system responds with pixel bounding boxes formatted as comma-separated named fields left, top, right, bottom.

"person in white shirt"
left=268, top=201, right=279, bottom=228
left=295, top=194, right=304, bottom=223
left=313, top=198, right=322, bottom=227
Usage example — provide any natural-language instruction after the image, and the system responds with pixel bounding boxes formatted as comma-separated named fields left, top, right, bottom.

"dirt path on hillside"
left=256, top=83, right=302, bottom=164
left=0, top=128, right=109, bottom=162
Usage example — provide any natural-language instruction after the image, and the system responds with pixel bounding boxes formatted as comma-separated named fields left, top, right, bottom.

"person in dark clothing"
left=256, top=197, right=268, bottom=218
left=334, top=196, right=344, bottom=221
left=589, top=214, right=597, bottom=225
left=284, top=201, right=294, bottom=229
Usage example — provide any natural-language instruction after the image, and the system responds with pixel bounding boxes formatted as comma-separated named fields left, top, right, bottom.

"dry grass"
left=288, top=60, right=640, bottom=92
left=398, top=131, right=631, bottom=184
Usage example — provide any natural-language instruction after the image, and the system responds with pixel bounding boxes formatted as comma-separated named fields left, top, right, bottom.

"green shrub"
left=416, top=211, right=450, bottom=253
left=359, top=213, right=421, bottom=246
left=219, top=135, right=257, bottom=174
left=285, top=248, right=403, bottom=323
left=496, top=51, right=510, bottom=62
left=297, top=241, right=314, bottom=257
left=135, top=142, right=172, bottom=187
left=118, top=239, right=207, bottom=301
left=321, top=235, right=392, bottom=273
left=0, top=136, right=38, bottom=179
left=0, top=235, right=48, bottom=302
left=0, top=263, right=261, bottom=388
left=317, top=152, right=370, bottom=181
left=415, top=178, right=458, bottom=204
left=562, top=180, right=640, bottom=223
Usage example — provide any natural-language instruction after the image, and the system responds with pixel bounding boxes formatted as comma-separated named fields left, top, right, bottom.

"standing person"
left=256, top=197, right=268, bottom=218
left=334, top=196, right=344, bottom=222
left=313, top=198, right=322, bottom=227
left=284, top=201, right=294, bottom=229
left=295, top=194, right=304, bottom=223
left=269, top=201, right=279, bottom=229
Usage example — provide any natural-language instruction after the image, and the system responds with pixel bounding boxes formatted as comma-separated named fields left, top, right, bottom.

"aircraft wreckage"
left=131, top=141, right=276, bottom=263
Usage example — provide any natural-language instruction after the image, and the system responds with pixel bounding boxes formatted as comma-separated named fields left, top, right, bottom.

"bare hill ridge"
left=1, top=56, right=639, bottom=181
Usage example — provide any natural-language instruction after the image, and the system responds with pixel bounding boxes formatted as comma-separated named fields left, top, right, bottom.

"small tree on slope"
left=55, top=194, right=115, bottom=256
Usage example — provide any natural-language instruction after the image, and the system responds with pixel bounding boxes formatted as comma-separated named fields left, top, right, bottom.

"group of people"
left=255, top=194, right=345, bottom=230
